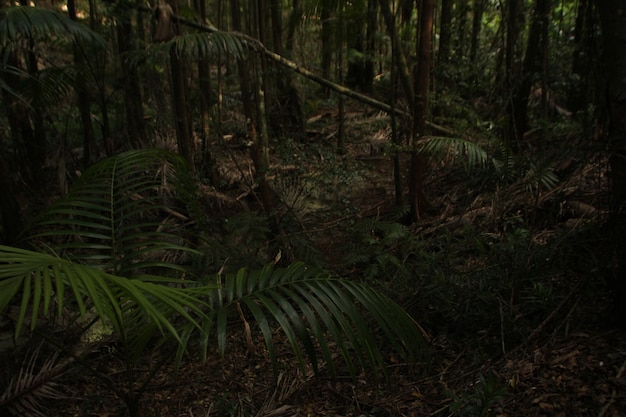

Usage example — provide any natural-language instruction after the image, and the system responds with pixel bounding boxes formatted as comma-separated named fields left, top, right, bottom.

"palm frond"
left=0, top=64, right=30, bottom=104
left=419, top=136, right=488, bottom=170
left=491, top=141, right=516, bottom=181
left=22, top=66, right=76, bottom=109
left=0, top=245, right=207, bottom=342
left=204, top=262, right=428, bottom=383
left=0, top=6, right=104, bottom=47
left=0, top=345, right=70, bottom=417
left=23, top=149, right=200, bottom=277
left=524, top=163, right=559, bottom=193
left=127, top=31, right=251, bottom=68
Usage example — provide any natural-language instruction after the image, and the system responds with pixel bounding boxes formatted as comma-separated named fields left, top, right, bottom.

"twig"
left=518, top=281, right=580, bottom=350
left=598, top=358, right=626, bottom=417
left=236, top=302, right=256, bottom=355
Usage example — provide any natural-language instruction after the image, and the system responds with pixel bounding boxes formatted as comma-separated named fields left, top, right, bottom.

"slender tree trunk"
left=159, top=0, right=195, bottom=168
left=0, top=151, right=22, bottom=244
left=230, top=0, right=254, bottom=123
left=320, top=4, right=333, bottom=86
left=269, top=0, right=303, bottom=135
left=469, top=0, right=484, bottom=63
left=455, top=0, right=470, bottom=56
left=439, top=0, right=453, bottom=64
left=170, top=48, right=195, bottom=169
left=117, top=8, right=148, bottom=149
left=345, top=1, right=375, bottom=92
left=23, top=6, right=46, bottom=182
left=511, top=0, right=549, bottom=140
left=379, top=0, right=415, bottom=110
left=336, top=4, right=346, bottom=154
left=598, top=0, right=626, bottom=322
left=409, top=0, right=434, bottom=221
left=68, top=0, right=97, bottom=165
left=195, top=0, right=216, bottom=181
left=2, top=48, right=43, bottom=185
left=504, top=0, right=524, bottom=148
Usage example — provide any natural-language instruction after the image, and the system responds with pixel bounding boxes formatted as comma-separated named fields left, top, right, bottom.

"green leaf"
left=202, top=262, right=428, bottom=383
left=0, top=6, right=104, bottom=47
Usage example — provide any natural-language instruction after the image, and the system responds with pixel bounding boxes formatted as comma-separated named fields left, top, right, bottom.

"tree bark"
left=598, top=0, right=626, bottom=322
left=469, top=0, right=485, bottom=63
left=504, top=0, right=524, bottom=148
left=511, top=0, right=550, bottom=140
left=117, top=8, right=148, bottom=149
left=409, top=0, right=434, bottom=222
left=438, top=0, right=453, bottom=64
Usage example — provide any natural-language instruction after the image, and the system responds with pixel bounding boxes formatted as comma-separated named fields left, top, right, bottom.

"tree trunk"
left=379, top=0, right=415, bottom=110
left=156, top=0, right=195, bottom=168
left=68, top=0, right=98, bottom=165
left=116, top=8, right=148, bottom=150
left=170, top=47, right=195, bottom=169
left=598, top=0, right=626, bottom=322
left=469, top=0, right=485, bottom=63
left=0, top=152, right=22, bottom=244
left=438, top=0, right=453, bottom=64
left=195, top=0, right=217, bottom=182
left=409, top=0, right=434, bottom=221
left=511, top=0, right=550, bottom=140
left=504, top=0, right=524, bottom=149
left=320, top=3, right=333, bottom=86
left=345, top=0, right=376, bottom=93
left=269, top=0, right=303, bottom=135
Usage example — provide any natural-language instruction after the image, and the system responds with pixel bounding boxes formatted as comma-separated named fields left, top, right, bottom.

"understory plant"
left=0, top=149, right=428, bottom=417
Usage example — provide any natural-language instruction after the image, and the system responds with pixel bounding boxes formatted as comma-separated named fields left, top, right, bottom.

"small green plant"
left=448, top=372, right=510, bottom=417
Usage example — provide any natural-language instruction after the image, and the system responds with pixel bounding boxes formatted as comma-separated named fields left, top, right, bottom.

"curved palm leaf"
left=419, top=136, right=488, bottom=170
left=199, top=262, right=428, bottom=383
left=0, top=64, right=30, bottom=105
left=0, top=245, right=206, bottom=342
left=127, top=31, right=251, bottom=68
left=23, top=149, right=200, bottom=277
left=0, top=5, right=104, bottom=47
left=0, top=346, right=67, bottom=417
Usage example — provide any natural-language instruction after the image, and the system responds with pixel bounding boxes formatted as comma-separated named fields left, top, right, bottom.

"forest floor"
left=51, top=102, right=626, bottom=417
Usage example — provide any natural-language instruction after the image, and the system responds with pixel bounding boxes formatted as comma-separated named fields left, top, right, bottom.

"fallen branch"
left=134, top=4, right=454, bottom=136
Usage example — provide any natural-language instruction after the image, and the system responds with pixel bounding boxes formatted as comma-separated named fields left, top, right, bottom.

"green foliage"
left=341, top=217, right=413, bottom=282
left=0, top=6, right=104, bottom=47
left=195, top=262, right=428, bottom=382
left=448, top=372, right=510, bottom=417
left=1, top=149, right=428, bottom=416
left=420, top=136, right=488, bottom=171
left=22, top=148, right=200, bottom=277
left=128, top=31, right=252, bottom=68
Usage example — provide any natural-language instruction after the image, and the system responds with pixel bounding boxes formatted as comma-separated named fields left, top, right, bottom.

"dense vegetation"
left=1, top=0, right=625, bottom=416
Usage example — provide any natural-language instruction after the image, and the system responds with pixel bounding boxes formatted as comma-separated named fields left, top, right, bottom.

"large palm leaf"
left=419, top=136, right=488, bottom=170
left=194, top=262, right=429, bottom=383
left=0, top=245, right=206, bottom=342
left=23, top=148, right=200, bottom=277
left=0, top=5, right=104, bottom=47
left=127, top=31, right=252, bottom=68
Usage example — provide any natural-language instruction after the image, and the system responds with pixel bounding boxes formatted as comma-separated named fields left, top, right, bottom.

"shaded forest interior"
left=1, top=0, right=626, bottom=416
